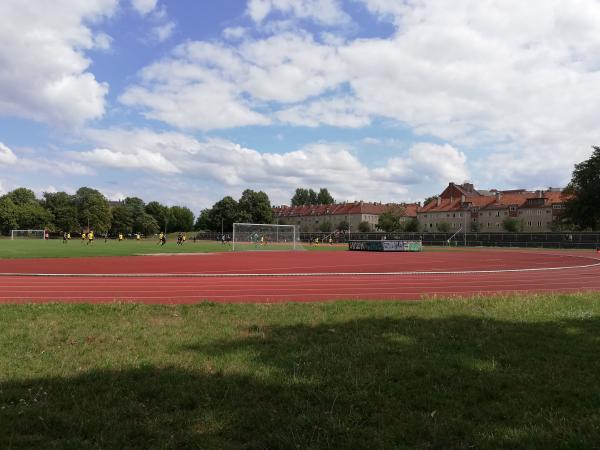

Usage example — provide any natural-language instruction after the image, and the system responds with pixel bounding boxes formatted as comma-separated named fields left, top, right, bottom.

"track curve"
left=1, top=249, right=599, bottom=303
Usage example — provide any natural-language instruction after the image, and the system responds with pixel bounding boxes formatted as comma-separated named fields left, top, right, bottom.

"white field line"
left=0, top=259, right=599, bottom=278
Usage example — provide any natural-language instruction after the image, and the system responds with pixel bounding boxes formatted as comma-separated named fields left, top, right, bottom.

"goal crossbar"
left=232, top=223, right=300, bottom=251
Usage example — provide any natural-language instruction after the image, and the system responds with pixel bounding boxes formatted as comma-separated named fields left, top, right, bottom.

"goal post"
left=11, top=229, right=46, bottom=240
left=232, top=223, right=303, bottom=251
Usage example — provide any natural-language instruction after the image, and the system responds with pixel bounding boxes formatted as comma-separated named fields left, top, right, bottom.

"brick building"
left=274, top=202, right=418, bottom=232
left=418, top=182, right=568, bottom=232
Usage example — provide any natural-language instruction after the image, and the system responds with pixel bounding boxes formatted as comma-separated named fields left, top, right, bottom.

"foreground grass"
left=1, top=294, right=599, bottom=449
left=0, top=239, right=347, bottom=259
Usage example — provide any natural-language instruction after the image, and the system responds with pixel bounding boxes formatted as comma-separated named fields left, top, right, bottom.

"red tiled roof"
left=420, top=189, right=569, bottom=213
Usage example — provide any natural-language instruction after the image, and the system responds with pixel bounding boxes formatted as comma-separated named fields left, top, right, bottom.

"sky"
left=0, top=0, right=599, bottom=213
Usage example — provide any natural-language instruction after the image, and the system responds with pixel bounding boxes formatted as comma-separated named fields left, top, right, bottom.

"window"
left=496, top=211, right=500, bottom=217
left=527, top=221, right=532, bottom=227
left=537, top=221, right=542, bottom=227
left=496, top=223, right=500, bottom=227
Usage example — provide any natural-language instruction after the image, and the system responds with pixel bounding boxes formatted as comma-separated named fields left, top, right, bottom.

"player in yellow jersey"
left=136, top=233, right=141, bottom=241
left=118, top=233, right=124, bottom=242
left=81, top=231, right=87, bottom=243
left=87, top=230, right=94, bottom=245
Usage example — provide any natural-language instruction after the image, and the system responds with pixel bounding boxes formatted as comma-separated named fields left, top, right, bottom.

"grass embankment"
left=1, top=294, right=599, bottom=448
left=0, top=239, right=345, bottom=259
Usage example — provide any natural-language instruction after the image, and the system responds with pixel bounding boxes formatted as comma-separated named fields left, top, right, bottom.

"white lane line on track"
left=1, top=259, right=599, bottom=278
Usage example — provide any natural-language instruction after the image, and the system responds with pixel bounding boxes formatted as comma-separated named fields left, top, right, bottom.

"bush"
left=358, top=221, right=371, bottom=232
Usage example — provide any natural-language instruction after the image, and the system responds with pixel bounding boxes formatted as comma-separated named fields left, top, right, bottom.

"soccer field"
left=0, top=238, right=346, bottom=259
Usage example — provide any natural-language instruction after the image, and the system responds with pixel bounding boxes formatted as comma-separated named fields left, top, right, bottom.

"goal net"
left=11, top=229, right=45, bottom=240
left=232, top=223, right=304, bottom=251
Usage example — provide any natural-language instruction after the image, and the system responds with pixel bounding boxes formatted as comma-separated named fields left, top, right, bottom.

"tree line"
left=0, top=187, right=194, bottom=235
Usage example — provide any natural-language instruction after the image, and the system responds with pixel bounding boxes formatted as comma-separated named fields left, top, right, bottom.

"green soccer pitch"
left=0, top=237, right=346, bottom=259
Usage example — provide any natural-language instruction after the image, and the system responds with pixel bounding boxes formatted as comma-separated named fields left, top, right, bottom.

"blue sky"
left=1, top=0, right=599, bottom=213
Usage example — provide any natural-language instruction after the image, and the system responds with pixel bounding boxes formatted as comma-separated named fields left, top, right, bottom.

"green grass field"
left=1, top=294, right=599, bottom=449
left=0, top=238, right=347, bottom=259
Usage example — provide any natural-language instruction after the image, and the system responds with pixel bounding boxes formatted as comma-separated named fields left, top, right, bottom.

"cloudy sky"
left=0, top=0, right=598, bottom=212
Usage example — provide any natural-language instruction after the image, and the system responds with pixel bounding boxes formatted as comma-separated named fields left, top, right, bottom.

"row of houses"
left=273, top=202, right=418, bottom=232
left=273, top=182, right=569, bottom=233
left=417, top=182, right=567, bottom=232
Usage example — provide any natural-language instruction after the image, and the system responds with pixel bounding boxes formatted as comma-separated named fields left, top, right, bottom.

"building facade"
left=418, top=182, right=567, bottom=233
left=273, top=202, right=418, bottom=233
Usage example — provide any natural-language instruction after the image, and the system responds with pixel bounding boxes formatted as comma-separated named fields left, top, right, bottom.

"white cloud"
left=79, top=127, right=463, bottom=205
left=373, top=143, right=469, bottom=185
left=70, top=148, right=180, bottom=174
left=131, top=0, right=157, bottom=15
left=0, top=0, right=116, bottom=127
left=152, top=20, right=175, bottom=42
left=247, top=0, right=350, bottom=26
left=277, top=97, right=370, bottom=128
left=223, top=27, right=248, bottom=40
left=0, top=142, right=18, bottom=165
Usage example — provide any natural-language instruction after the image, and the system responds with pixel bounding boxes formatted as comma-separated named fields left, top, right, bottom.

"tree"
left=194, top=209, right=212, bottom=231
left=0, top=196, right=18, bottom=234
left=7, top=188, right=37, bottom=206
left=135, top=213, right=159, bottom=235
left=358, top=221, right=371, bottom=232
left=291, top=188, right=310, bottom=206
left=145, top=201, right=170, bottom=231
left=291, top=187, right=329, bottom=206
left=16, top=201, right=53, bottom=229
left=43, top=192, right=79, bottom=232
left=238, top=189, right=273, bottom=224
left=502, top=217, right=522, bottom=232
left=319, top=221, right=333, bottom=232
left=337, top=220, right=349, bottom=231
left=403, top=218, right=420, bottom=232
left=563, top=146, right=600, bottom=230
left=377, top=211, right=402, bottom=232
left=110, top=205, right=133, bottom=234
left=124, top=197, right=146, bottom=218
left=74, top=187, right=111, bottom=232
left=169, top=206, right=194, bottom=232
left=436, top=222, right=451, bottom=232
left=317, top=188, right=335, bottom=205
left=208, top=196, right=242, bottom=232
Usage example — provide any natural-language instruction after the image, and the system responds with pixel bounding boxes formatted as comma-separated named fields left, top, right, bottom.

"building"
left=418, top=182, right=568, bottom=232
left=273, top=202, right=419, bottom=232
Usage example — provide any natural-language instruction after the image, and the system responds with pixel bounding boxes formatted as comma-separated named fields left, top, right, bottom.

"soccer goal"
left=11, top=229, right=45, bottom=240
left=232, top=223, right=304, bottom=251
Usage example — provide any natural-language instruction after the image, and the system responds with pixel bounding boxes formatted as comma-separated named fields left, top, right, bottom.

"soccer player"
left=177, top=233, right=183, bottom=245
left=81, top=231, right=87, bottom=244
left=158, top=232, right=164, bottom=245
left=182, top=234, right=186, bottom=244
left=136, top=233, right=141, bottom=241
left=62, top=232, right=68, bottom=244
left=88, top=230, right=94, bottom=245
left=67, top=232, right=71, bottom=241
left=118, top=233, right=123, bottom=242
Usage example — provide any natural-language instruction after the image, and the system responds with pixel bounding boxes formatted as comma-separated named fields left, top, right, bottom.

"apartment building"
left=418, top=182, right=567, bottom=232
left=273, top=202, right=419, bottom=232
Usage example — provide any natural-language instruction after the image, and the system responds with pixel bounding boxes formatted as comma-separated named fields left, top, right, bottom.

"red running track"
left=0, top=250, right=599, bottom=303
